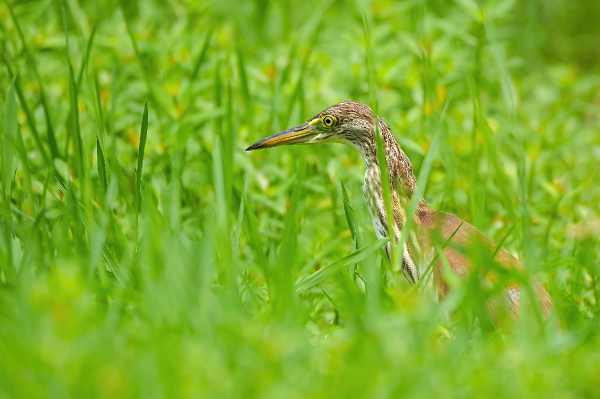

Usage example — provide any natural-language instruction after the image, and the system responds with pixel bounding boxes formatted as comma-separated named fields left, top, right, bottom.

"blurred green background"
left=1, top=0, right=599, bottom=397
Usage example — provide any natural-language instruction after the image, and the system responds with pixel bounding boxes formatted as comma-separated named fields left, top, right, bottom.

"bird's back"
left=416, top=206, right=553, bottom=322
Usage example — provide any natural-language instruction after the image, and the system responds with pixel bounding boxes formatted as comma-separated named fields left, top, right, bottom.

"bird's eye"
left=322, top=116, right=335, bottom=127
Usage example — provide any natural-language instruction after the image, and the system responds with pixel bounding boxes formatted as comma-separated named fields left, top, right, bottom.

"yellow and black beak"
left=245, top=123, right=319, bottom=151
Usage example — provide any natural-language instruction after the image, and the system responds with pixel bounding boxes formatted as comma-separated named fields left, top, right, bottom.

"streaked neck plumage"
left=358, top=118, right=421, bottom=284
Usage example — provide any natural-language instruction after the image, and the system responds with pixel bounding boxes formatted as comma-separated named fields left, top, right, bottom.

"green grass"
left=1, top=0, right=600, bottom=397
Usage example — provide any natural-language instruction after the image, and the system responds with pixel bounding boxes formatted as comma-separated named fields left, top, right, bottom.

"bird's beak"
left=245, top=123, right=319, bottom=151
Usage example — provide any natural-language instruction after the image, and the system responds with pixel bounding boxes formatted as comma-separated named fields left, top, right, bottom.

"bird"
left=246, top=100, right=552, bottom=324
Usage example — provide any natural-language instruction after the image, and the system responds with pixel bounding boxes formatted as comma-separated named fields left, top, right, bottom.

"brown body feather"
left=359, top=101, right=552, bottom=321
left=246, top=100, right=553, bottom=322
left=417, top=207, right=553, bottom=322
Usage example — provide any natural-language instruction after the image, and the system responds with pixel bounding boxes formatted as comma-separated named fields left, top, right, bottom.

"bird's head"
left=245, top=101, right=376, bottom=154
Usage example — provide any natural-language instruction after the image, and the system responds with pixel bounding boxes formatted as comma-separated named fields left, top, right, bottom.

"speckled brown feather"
left=322, top=101, right=553, bottom=321
left=247, top=100, right=553, bottom=322
left=417, top=208, right=553, bottom=321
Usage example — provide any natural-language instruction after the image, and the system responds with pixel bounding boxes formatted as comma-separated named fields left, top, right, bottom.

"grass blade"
left=92, top=71, right=106, bottom=143
left=341, top=182, right=361, bottom=248
left=2, top=79, right=18, bottom=201
left=363, top=9, right=378, bottom=113
left=120, top=5, right=174, bottom=119
left=190, top=28, right=213, bottom=84
left=6, top=0, right=60, bottom=159
left=236, top=42, right=251, bottom=114
left=341, top=182, right=363, bottom=279
left=296, top=237, right=390, bottom=294
left=108, top=61, right=118, bottom=160
left=212, top=135, right=234, bottom=289
left=1, top=63, right=50, bottom=166
left=179, top=28, right=212, bottom=120
left=224, top=81, right=234, bottom=206
left=133, top=101, right=149, bottom=248
left=397, top=96, right=452, bottom=274
left=135, top=101, right=149, bottom=209
left=68, top=64, right=84, bottom=179
left=76, top=24, right=97, bottom=91
left=243, top=191, right=269, bottom=278
left=413, top=221, right=464, bottom=291
left=233, top=173, right=249, bottom=260
left=279, top=160, right=306, bottom=269
left=96, top=137, right=107, bottom=194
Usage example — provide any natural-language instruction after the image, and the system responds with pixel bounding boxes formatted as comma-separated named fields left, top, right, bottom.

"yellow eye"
left=322, top=115, right=335, bottom=127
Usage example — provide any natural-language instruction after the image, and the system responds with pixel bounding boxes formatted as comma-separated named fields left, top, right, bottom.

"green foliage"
left=2, top=80, right=17, bottom=201
left=296, top=237, right=389, bottom=294
left=0, top=0, right=599, bottom=397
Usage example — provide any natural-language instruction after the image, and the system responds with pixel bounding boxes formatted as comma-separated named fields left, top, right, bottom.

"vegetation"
left=1, top=0, right=599, bottom=397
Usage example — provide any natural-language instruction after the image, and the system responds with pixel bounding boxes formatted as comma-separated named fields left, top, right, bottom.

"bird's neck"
left=361, top=118, right=418, bottom=198
left=359, top=119, right=422, bottom=284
